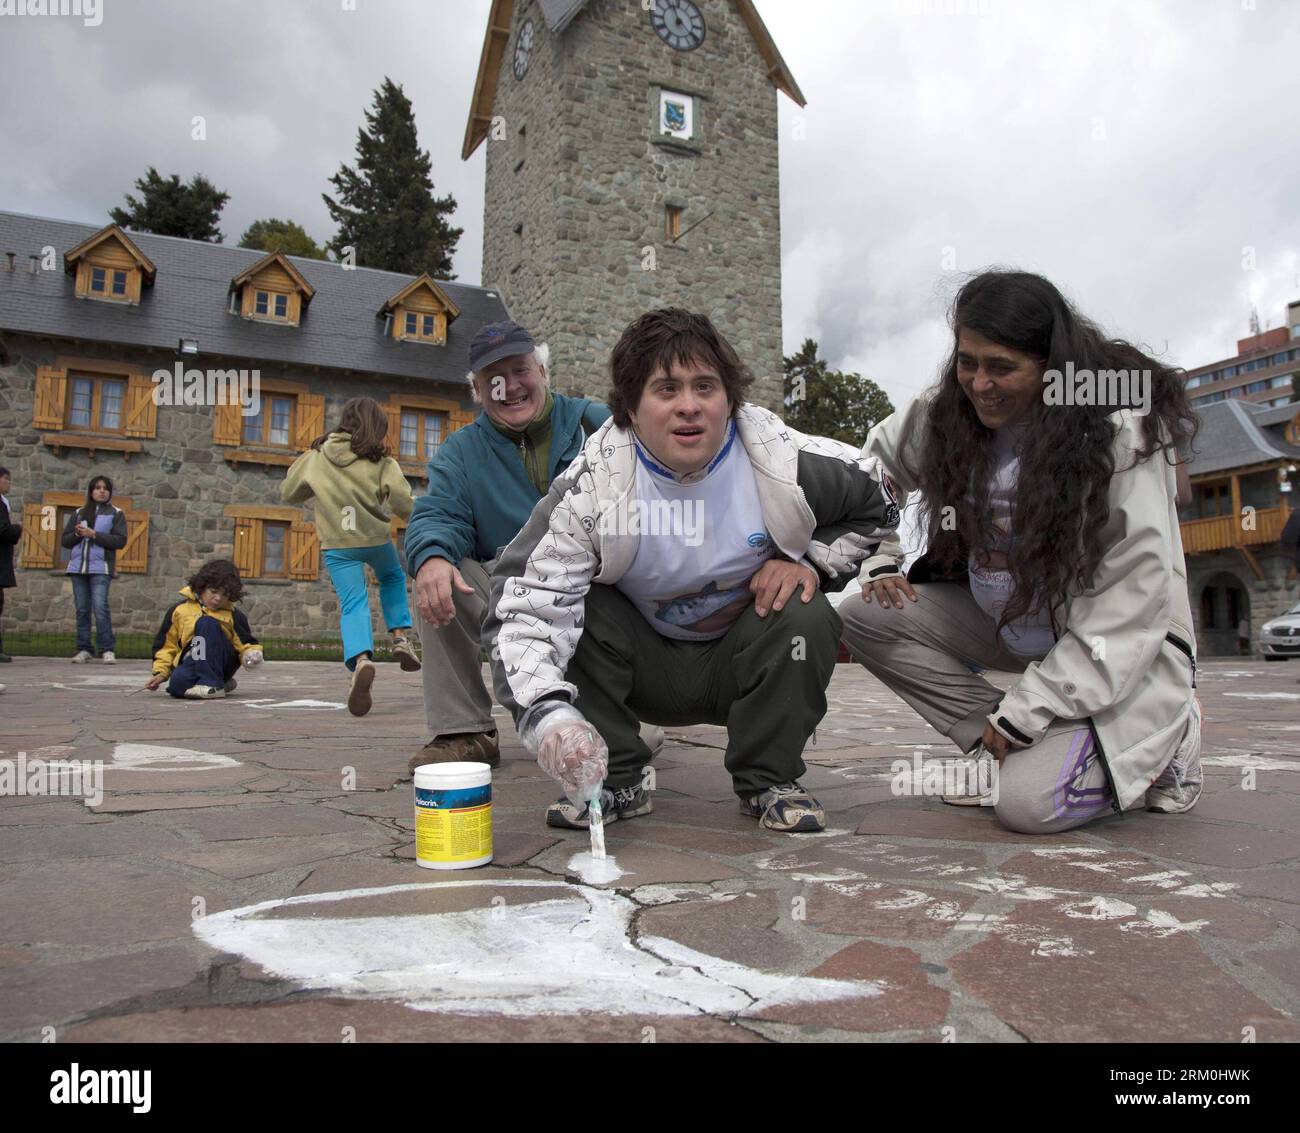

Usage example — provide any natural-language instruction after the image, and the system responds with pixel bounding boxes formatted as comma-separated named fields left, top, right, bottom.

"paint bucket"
left=414, top=762, right=493, bottom=870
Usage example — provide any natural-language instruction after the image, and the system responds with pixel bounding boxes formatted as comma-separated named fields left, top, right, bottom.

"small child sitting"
left=146, top=560, right=264, bottom=699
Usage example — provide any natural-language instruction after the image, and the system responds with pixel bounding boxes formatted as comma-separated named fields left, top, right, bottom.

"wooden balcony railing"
left=1180, top=505, right=1291, bottom=555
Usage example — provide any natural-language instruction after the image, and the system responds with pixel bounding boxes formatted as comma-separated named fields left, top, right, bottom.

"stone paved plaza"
left=1, top=655, right=1297, bottom=1043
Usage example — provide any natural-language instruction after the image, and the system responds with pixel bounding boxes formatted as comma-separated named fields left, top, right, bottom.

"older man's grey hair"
left=466, top=343, right=550, bottom=405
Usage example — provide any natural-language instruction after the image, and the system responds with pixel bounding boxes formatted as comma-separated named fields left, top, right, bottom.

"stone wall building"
left=1180, top=397, right=1300, bottom=656
left=0, top=211, right=507, bottom=642
left=465, top=0, right=804, bottom=409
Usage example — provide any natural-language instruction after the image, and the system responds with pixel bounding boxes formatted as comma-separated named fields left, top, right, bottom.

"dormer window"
left=380, top=273, right=460, bottom=345
left=230, top=251, right=315, bottom=327
left=65, top=224, right=156, bottom=306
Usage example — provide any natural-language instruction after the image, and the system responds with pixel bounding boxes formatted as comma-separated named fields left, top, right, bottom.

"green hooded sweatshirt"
left=281, top=432, right=414, bottom=549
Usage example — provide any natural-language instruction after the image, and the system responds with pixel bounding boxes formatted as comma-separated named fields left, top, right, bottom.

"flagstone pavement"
left=1, top=656, right=1296, bottom=1043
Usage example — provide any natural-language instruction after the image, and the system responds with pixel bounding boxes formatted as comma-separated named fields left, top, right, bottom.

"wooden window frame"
left=226, top=504, right=318, bottom=581
left=260, top=520, right=291, bottom=579
left=241, top=391, right=298, bottom=449
left=78, top=261, right=141, bottom=304
left=19, top=490, right=148, bottom=574
left=393, top=305, right=447, bottom=344
left=398, top=408, right=447, bottom=463
left=665, top=204, right=684, bottom=242
left=385, top=393, right=469, bottom=478
left=65, top=373, right=128, bottom=435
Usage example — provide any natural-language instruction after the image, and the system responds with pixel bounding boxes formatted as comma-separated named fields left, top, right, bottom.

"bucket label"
left=416, top=784, right=492, bottom=863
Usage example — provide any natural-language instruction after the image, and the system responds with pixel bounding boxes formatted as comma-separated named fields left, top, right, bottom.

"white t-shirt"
left=616, top=421, right=776, bottom=641
left=967, top=425, right=1055, bottom=660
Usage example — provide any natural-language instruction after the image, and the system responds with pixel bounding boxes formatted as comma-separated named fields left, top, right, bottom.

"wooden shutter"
left=117, top=509, right=150, bottom=573
left=33, top=366, right=68, bottom=430
left=294, top=393, right=325, bottom=450
left=232, top=517, right=261, bottom=576
left=213, top=402, right=243, bottom=446
left=287, top=521, right=320, bottom=580
left=124, top=372, right=158, bottom=438
left=385, top=403, right=402, bottom=455
left=19, top=502, right=56, bottom=569
left=449, top=408, right=476, bottom=433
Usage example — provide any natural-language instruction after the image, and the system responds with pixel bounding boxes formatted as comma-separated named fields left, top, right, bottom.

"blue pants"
left=70, top=573, right=114, bottom=654
left=167, top=615, right=240, bottom=697
left=322, top=543, right=413, bottom=671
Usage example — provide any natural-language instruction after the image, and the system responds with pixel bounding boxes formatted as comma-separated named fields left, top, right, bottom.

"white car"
left=1260, top=600, right=1300, bottom=661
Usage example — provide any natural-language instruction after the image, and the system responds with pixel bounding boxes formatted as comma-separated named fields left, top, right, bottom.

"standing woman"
left=63, top=474, right=127, bottom=663
left=282, top=395, right=419, bottom=716
left=840, top=270, right=1202, bottom=834
left=0, top=466, right=22, bottom=663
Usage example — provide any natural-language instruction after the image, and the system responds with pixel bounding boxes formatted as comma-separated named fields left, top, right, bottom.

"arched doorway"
left=1198, top=571, right=1252, bottom=657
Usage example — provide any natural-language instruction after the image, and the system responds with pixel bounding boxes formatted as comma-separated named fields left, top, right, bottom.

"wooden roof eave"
left=378, top=274, right=463, bottom=322
left=734, top=0, right=807, bottom=107
left=63, top=224, right=157, bottom=281
left=230, top=251, right=317, bottom=304
left=462, top=0, right=516, bottom=160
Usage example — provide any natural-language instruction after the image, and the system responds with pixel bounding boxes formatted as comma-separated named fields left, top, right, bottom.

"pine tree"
left=109, top=168, right=229, bottom=242
left=239, top=218, right=326, bottom=260
left=783, top=338, right=894, bottom=446
left=323, top=78, right=462, bottom=276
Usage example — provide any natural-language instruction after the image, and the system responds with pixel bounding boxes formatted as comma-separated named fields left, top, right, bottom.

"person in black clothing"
left=0, top=467, right=21, bottom=663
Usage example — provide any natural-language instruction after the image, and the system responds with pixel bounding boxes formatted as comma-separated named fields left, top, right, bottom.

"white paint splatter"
left=1202, top=754, right=1298, bottom=771
left=825, top=881, right=885, bottom=896
left=872, top=888, right=932, bottom=910
left=567, top=852, right=627, bottom=885
left=108, top=743, right=241, bottom=771
left=1223, top=692, right=1300, bottom=700
left=1119, top=910, right=1208, bottom=938
left=924, top=901, right=965, bottom=921
left=1172, top=881, right=1238, bottom=898
left=1031, top=846, right=1109, bottom=858
left=1032, top=937, right=1093, bottom=958
left=1060, top=897, right=1138, bottom=920
left=1123, top=870, right=1192, bottom=889
left=241, top=698, right=345, bottom=711
left=789, top=868, right=874, bottom=884
left=193, top=881, right=884, bottom=1017
left=958, top=876, right=1067, bottom=901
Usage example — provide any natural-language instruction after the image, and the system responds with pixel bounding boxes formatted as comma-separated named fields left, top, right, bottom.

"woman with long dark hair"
left=282, top=396, right=418, bottom=716
left=62, top=473, right=127, bottom=663
left=840, top=270, right=1202, bottom=833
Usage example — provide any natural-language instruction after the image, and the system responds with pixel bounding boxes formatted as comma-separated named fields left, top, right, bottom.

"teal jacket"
left=404, top=394, right=610, bottom=576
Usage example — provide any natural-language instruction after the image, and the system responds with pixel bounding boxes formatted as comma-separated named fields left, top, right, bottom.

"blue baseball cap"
left=468, top=320, right=536, bottom=372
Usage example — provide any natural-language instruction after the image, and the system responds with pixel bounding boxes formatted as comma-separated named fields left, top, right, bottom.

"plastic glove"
left=242, top=649, right=264, bottom=669
left=524, top=703, right=608, bottom=805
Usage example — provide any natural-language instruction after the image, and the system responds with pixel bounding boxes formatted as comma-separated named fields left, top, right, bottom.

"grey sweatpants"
left=838, top=582, right=1135, bottom=834
left=416, top=557, right=495, bottom=738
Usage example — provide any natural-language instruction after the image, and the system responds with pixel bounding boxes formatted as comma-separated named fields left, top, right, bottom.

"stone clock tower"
left=463, top=0, right=804, bottom=409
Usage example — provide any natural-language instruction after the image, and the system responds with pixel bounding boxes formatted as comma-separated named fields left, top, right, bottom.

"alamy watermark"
left=0, top=753, right=104, bottom=807
left=600, top=499, right=705, bottom=547
left=152, top=364, right=261, bottom=417
left=1042, top=361, right=1151, bottom=415
left=0, top=0, right=102, bottom=26
left=891, top=749, right=998, bottom=805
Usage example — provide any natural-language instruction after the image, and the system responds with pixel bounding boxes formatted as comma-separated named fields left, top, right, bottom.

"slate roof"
left=0, top=211, right=509, bottom=388
left=1189, top=398, right=1300, bottom=476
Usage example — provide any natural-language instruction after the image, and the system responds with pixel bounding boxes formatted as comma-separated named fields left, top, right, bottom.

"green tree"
left=323, top=77, right=462, bottom=276
left=783, top=338, right=894, bottom=446
left=109, top=167, right=229, bottom=242
left=239, top=218, right=327, bottom=259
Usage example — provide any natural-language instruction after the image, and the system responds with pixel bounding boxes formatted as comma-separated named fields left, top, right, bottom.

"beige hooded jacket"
left=858, top=395, right=1198, bottom=812
left=281, top=433, right=413, bottom=549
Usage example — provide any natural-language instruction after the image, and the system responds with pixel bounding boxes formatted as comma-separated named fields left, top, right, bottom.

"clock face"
left=650, top=0, right=705, bottom=52
left=513, top=19, right=534, bottom=80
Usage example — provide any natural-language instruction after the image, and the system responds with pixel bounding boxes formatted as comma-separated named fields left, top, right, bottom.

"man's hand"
left=415, top=557, right=475, bottom=627
left=242, top=649, right=264, bottom=669
left=862, top=572, right=917, bottom=609
left=145, top=674, right=165, bottom=691
left=525, top=703, right=609, bottom=804
left=981, top=721, right=1017, bottom=761
left=749, top=559, right=819, bottom=617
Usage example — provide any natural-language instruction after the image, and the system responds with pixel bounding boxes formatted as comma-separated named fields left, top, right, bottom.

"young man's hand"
left=862, top=573, right=917, bottom=609
left=750, top=559, right=818, bottom=617
left=242, top=650, right=264, bottom=668
left=145, top=675, right=165, bottom=691
left=415, top=557, right=475, bottom=627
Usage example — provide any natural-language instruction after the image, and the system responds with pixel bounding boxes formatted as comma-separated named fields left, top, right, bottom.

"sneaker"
left=941, top=748, right=998, bottom=807
left=408, top=730, right=500, bottom=776
left=0, top=653, right=12, bottom=663
left=183, top=684, right=226, bottom=700
left=347, top=657, right=376, bottom=717
left=739, top=781, right=826, bottom=833
left=391, top=636, right=422, bottom=672
left=101, top=651, right=116, bottom=665
left=546, top=784, right=652, bottom=830
left=223, top=677, right=238, bottom=694
left=71, top=650, right=92, bottom=664
left=641, top=723, right=666, bottom=759
left=1147, top=698, right=1203, bottom=814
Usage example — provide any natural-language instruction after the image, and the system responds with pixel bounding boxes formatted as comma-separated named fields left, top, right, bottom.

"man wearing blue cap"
left=403, top=321, right=611, bottom=773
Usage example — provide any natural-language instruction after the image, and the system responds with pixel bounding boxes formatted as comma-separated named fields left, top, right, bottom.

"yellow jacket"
left=151, top=586, right=259, bottom=677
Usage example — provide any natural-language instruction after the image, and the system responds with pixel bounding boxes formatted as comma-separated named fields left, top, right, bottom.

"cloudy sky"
left=2, top=0, right=1297, bottom=410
